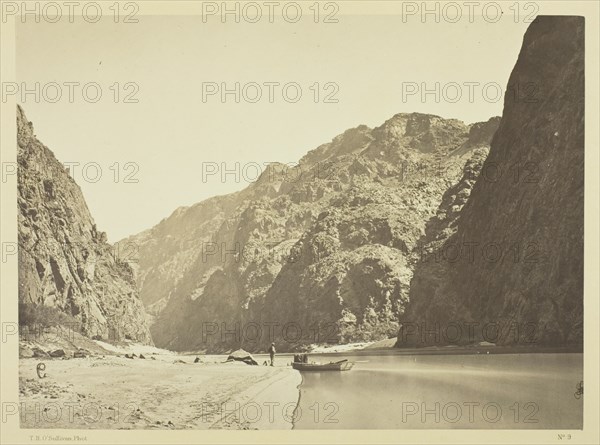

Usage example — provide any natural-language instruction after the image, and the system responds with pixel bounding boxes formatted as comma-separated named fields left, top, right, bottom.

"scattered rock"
left=49, top=349, right=66, bottom=358
left=73, top=348, right=89, bottom=358
left=32, top=347, right=50, bottom=358
left=20, top=345, right=34, bottom=358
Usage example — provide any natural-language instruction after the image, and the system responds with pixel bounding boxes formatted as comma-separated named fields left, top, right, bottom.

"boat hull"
left=292, top=361, right=354, bottom=372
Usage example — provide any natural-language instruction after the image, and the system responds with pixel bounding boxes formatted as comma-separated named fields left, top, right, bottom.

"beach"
left=17, top=330, right=584, bottom=431
left=18, top=352, right=301, bottom=430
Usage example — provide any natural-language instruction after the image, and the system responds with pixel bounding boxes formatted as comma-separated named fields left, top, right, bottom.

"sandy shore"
left=18, top=355, right=301, bottom=430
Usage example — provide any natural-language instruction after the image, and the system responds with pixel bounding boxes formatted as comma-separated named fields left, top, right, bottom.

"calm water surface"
left=292, top=352, right=583, bottom=429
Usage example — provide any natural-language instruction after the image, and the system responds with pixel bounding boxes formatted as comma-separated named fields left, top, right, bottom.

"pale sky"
left=16, top=14, right=529, bottom=241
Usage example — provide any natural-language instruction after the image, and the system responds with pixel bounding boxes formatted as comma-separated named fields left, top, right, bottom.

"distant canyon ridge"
left=17, top=16, right=583, bottom=353
left=123, top=111, right=499, bottom=352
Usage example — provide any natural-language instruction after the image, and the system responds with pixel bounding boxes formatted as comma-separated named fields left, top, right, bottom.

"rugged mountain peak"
left=17, top=104, right=34, bottom=148
left=465, top=117, right=502, bottom=147
left=299, top=125, right=373, bottom=166
left=378, top=112, right=455, bottom=136
left=450, top=117, right=501, bottom=157
left=370, top=112, right=470, bottom=155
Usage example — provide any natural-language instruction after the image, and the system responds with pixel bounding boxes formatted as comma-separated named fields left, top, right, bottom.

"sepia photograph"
left=0, top=1, right=598, bottom=444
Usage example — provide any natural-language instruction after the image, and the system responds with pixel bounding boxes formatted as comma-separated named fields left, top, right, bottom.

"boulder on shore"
left=226, top=349, right=258, bottom=365
left=32, top=347, right=50, bottom=358
left=49, top=349, right=66, bottom=358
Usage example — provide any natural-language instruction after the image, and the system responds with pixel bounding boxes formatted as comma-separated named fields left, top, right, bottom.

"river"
left=290, top=351, right=583, bottom=429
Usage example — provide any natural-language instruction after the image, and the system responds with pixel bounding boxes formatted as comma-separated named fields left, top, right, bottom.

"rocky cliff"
left=125, top=112, right=499, bottom=352
left=397, top=16, right=584, bottom=347
left=17, top=105, right=152, bottom=344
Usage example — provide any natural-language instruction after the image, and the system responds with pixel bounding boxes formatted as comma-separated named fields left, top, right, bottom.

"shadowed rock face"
left=397, top=16, right=584, bottom=348
left=17, top=106, right=152, bottom=344
left=124, top=111, right=499, bottom=352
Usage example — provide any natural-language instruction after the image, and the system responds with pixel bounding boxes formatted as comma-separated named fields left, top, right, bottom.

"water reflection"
left=294, top=353, right=583, bottom=429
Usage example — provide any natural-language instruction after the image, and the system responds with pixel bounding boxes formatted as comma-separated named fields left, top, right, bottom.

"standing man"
left=268, top=342, right=276, bottom=366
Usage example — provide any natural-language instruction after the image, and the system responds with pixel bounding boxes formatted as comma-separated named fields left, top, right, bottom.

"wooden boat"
left=292, top=359, right=354, bottom=372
